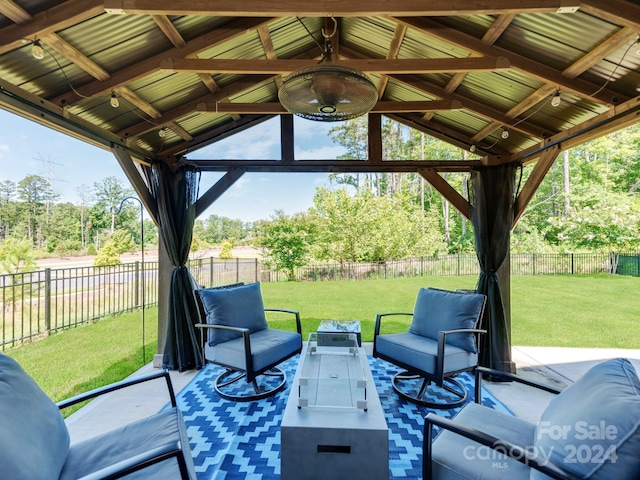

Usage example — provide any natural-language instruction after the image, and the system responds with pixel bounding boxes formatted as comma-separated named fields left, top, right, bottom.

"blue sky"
left=0, top=110, right=345, bottom=222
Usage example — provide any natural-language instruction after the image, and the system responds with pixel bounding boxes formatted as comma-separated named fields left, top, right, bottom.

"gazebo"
left=1, top=1, right=639, bottom=372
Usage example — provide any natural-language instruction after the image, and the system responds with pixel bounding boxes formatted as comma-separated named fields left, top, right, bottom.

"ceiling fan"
left=278, top=18, right=378, bottom=122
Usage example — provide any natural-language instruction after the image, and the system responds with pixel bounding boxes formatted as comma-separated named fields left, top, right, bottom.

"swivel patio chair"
left=423, top=358, right=640, bottom=479
left=195, top=282, right=302, bottom=401
left=373, top=287, right=486, bottom=408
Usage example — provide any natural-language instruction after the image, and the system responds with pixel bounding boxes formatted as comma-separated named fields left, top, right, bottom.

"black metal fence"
left=1, top=252, right=637, bottom=349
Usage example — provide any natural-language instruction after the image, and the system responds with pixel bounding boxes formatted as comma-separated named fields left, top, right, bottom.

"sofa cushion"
left=432, top=402, right=534, bottom=480
left=198, top=282, right=268, bottom=346
left=531, top=358, right=640, bottom=480
left=0, top=352, right=70, bottom=480
left=59, top=407, right=196, bottom=480
left=408, top=287, right=485, bottom=353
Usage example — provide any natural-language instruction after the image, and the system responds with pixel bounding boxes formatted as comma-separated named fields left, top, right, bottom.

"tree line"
left=1, top=118, right=639, bottom=275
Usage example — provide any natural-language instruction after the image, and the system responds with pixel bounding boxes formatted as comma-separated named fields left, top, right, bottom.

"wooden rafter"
left=195, top=100, right=462, bottom=115
left=419, top=169, right=470, bottom=220
left=513, top=146, right=560, bottom=226
left=50, top=17, right=275, bottom=107
left=103, top=0, right=580, bottom=17
left=390, top=16, right=626, bottom=106
left=0, top=0, right=103, bottom=56
left=159, top=56, right=511, bottom=75
left=0, top=1, right=33, bottom=24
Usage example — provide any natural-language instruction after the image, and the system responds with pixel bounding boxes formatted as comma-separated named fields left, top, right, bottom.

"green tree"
left=93, top=239, right=121, bottom=266
left=219, top=240, right=234, bottom=259
left=17, top=174, right=58, bottom=249
left=0, top=237, right=36, bottom=273
left=254, top=211, right=311, bottom=280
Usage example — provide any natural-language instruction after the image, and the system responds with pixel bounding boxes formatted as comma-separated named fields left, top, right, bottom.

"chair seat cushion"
left=431, top=402, right=534, bottom=480
left=59, top=407, right=196, bottom=480
left=205, top=328, right=301, bottom=373
left=375, top=332, right=477, bottom=375
left=409, top=287, right=485, bottom=353
left=531, top=357, right=640, bottom=480
left=197, top=282, right=268, bottom=346
left=0, top=353, right=70, bottom=480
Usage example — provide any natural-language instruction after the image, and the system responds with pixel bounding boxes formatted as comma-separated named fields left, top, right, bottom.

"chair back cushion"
left=0, top=352, right=70, bottom=480
left=198, top=282, right=268, bottom=346
left=531, top=358, right=640, bottom=480
left=408, top=287, right=485, bottom=353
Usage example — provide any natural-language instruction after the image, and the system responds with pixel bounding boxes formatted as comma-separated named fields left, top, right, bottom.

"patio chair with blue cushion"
left=373, top=287, right=486, bottom=408
left=0, top=352, right=196, bottom=480
left=423, top=357, right=640, bottom=479
left=195, top=282, right=302, bottom=401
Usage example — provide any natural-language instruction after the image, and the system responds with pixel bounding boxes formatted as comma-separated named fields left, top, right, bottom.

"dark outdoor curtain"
left=150, top=162, right=203, bottom=372
left=469, top=164, right=516, bottom=372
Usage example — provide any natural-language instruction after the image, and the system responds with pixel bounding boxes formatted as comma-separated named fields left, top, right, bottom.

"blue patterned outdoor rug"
left=173, top=356, right=511, bottom=480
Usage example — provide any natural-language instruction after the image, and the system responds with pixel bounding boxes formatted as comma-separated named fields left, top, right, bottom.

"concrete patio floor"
left=64, top=345, right=640, bottom=444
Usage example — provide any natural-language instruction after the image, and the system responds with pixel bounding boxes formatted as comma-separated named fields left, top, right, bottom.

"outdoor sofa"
left=423, top=357, right=640, bottom=479
left=0, top=352, right=196, bottom=480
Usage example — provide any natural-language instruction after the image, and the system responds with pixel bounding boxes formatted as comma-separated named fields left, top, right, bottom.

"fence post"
left=532, top=253, right=536, bottom=275
left=134, top=261, right=140, bottom=307
left=236, top=258, right=240, bottom=283
left=571, top=253, right=574, bottom=275
left=44, top=268, right=51, bottom=333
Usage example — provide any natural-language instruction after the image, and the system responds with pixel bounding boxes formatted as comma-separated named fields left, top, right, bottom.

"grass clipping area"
left=5, top=274, right=640, bottom=403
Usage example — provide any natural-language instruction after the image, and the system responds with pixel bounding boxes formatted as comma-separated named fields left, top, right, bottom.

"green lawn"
left=4, top=274, right=639, bottom=403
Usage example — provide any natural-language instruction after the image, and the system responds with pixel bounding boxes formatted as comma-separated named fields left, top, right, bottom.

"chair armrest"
left=56, top=370, right=177, bottom=410
left=265, top=308, right=302, bottom=334
left=476, top=366, right=563, bottom=395
left=76, top=441, right=192, bottom=480
left=423, top=413, right=578, bottom=480
left=374, top=312, right=413, bottom=336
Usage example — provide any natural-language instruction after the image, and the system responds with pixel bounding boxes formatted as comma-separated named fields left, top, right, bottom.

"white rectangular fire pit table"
left=281, top=332, right=389, bottom=480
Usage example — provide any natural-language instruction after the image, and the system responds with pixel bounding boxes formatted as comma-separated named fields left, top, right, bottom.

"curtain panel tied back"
left=469, top=164, right=516, bottom=373
left=149, top=162, right=203, bottom=372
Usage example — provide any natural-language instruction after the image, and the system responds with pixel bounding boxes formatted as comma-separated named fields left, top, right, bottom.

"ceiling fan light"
left=31, top=40, right=44, bottom=60
left=110, top=92, right=119, bottom=108
left=551, top=92, right=561, bottom=107
left=279, top=63, right=377, bottom=122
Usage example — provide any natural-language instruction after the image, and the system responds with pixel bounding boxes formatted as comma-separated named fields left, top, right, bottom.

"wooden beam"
left=39, top=32, right=111, bottom=81
left=368, top=113, right=383, bottom=163
left=419, top=168, right=470, bottom=220
left=281, top=115, right=294, bottom=163
left=514, top=95, right=640, bottom=164
left=152, top=15, right=187, bottom=48
left=104, top=0, right=581, bottom=17
left=391, top=74, right=551, bottom=139
left=120, top=75, right=274, bottom=139
left=194, top=169, right=245, bottom=217
left=0, top=0, right=103, bottom=56
left=50, top=17, right=274, bottom=107
left=0, top=1, right=33, bottom=23
left=114, top=86, right=163, bottom=119
left=562, top=26, right=639, bottom=79
left=581, top=0, right=640, bottom=29
left=195, top=100, right=462, bottom=114
left=110, top=145, right=159, bottom=224
left=159, top=56, right=511, bottom=74
left=391, top=16, right=625, bottom=106
left=513, top=145, right=560, bottom=226
left=187, top=159, right=481, bottom=173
